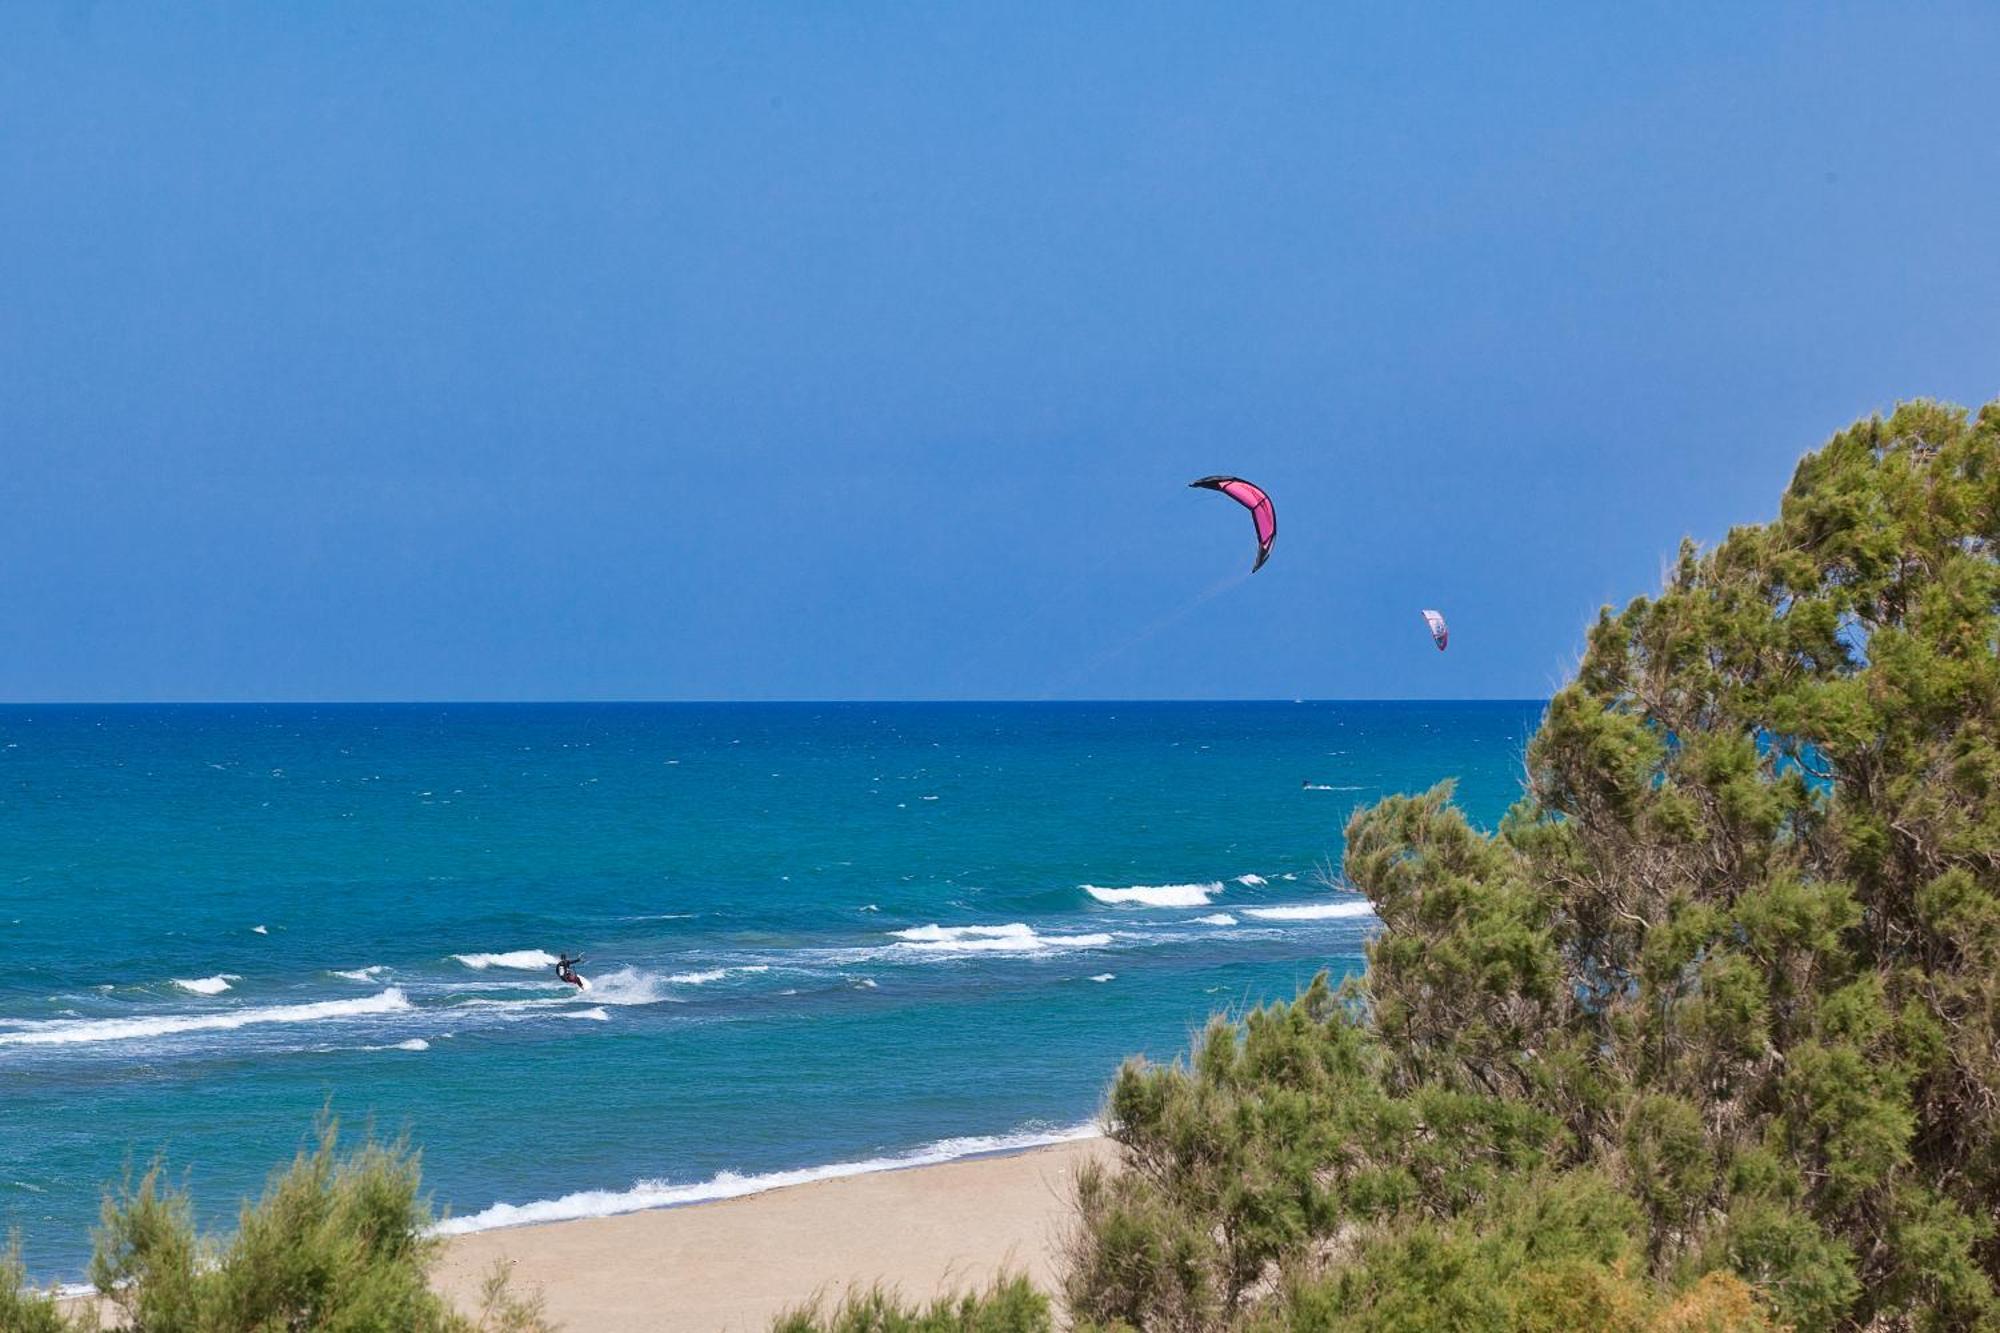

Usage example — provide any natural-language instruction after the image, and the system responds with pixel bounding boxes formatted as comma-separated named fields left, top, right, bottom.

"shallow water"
left=0, top=700, right=1540, bottom=1279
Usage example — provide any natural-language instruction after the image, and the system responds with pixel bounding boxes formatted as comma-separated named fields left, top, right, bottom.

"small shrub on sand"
left=771, top=1274, right=1050, bottom=1333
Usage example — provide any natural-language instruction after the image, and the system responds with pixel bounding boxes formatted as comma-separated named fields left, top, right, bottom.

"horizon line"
left=0, top=696, right=1551, bottom=708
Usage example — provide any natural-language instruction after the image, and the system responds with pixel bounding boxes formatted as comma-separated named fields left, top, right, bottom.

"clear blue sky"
left=3, top=5, right=1996, bottom=702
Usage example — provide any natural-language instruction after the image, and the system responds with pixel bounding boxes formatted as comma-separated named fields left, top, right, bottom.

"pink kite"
left=1421, top=609, right=1449, bottom=651
left=1189, top=476, right=1276, bottom=573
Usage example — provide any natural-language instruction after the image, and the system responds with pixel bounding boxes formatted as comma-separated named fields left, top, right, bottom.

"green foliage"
left=0, top=1239, right=79, bottom=1333
left=1, top=1117, right=553, bottom=1333
left=771, top=1275, right=1051, bottom=1333
left=1066, top=399, right=2000, bottom=1330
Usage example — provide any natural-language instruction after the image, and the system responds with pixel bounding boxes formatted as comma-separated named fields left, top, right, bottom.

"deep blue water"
left=0, top=701, right=1541, bottom=1280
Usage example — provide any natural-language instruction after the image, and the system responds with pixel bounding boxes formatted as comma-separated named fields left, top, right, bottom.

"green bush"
left=771, top=1274, right=1051, bottom=1333
left=0, top=1118, right=552, bottom=1333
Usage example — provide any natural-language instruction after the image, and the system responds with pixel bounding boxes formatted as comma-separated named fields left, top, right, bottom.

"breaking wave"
left=890, top=924, right=1112, bottom=954
left=434, top=1121, right=1100, bottom=1235
left=666, top=965, right=771, bottom=987
left=0, top=990, right=412, bottom=1049
left=1082, top=883, right=1218, bottom=908
left=1188, top=913, right=1239, bottom=926
left=1242, top=900, right=1375, bottom=922
left=171, top=975, right=239, bottom=996
left=453, top=950, right=559, bottom=971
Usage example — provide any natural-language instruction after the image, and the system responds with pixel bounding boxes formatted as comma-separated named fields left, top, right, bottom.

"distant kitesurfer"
left=555, top=953, right=587, bottom=989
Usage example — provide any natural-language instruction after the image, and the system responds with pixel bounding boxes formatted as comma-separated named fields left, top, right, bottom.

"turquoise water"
left=0, top=701, right=1540, bottom=1280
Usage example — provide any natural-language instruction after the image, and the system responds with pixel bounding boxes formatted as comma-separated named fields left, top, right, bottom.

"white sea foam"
left=1234, top=874, right=1268, bottom=887
left=666, top=965, right=770, bottom=987
left=1189, top=913, right=1239, bottom=926
left=361, top=1038, right=430, bottom=1052
left=172, top=974, right=239, bottom=996
left=891, top=924, right=1032, bottom=944
left=1082, top=882, right=1219, bottom=908
left=890, top=924, right=1111, bottom=954
left=252, top=925, right=269, bottom=934
left=433, top=1122, right=1100, bottom=1236
left=1242, top=900, right=1376, bottom=922
left=559, top=1007, right=610, bottom=1022
left=1089, top=974, right=1116, bottom=983
left=0, top=989, right=412, bottom=1048
left=588, top=968, right=680, bottom=1005
left=331, top=966, right=386, bottom=982
left=453, top=950, right=559, bottom=971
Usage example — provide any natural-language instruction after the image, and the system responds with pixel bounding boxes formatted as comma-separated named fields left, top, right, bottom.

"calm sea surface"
left=0, top=701, right=1541, bottom=1279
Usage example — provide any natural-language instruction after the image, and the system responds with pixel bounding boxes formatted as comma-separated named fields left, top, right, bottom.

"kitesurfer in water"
left=555, top=953, right=586, bottom=989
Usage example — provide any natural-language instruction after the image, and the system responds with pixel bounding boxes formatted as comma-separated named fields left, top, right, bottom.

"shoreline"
left=431, top=1136, right=1113, bottom=1331
left=432, top=1121, right=1102, bottom=1237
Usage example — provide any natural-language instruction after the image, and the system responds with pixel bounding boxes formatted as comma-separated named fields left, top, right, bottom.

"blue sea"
left=0, top=701, right=1540, bottom=1281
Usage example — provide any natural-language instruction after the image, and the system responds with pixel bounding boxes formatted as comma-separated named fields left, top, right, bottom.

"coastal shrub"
left=770, top=1273, right=1051, bottom=1333
left=1068, top=399, right=2000, bottom=1330
left=0, top=1118, right=552, bottom=1332
left=1, top=1241, right=74, bottom=1333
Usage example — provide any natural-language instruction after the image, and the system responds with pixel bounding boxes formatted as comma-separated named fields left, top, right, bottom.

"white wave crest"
left=1089, top=974, right=1116, bottom=983
left=1082, top=882, right=1218, bottom=908
left=1242, top=900, right=1376, bottom=922
left=172, top=974, right=239, bottom=996
left=331, top=966, right=386, bottom=982
left=559, top=1008, right=609, bottom=1022
left=1189, top=913, right=1239, bottom=926
left=0, top=990, right=412, bottom=1049
left=890, top=924, right=1111, bottom=954
left=454, top=950, right=559, bottom=971
left=1234, top=874, right=1268, bottom=887
left=434, top=1122, right=1100, bottom=1236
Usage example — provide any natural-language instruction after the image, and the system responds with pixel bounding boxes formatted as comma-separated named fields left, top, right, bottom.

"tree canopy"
left=1066, top=399, right=2000, bottom=1331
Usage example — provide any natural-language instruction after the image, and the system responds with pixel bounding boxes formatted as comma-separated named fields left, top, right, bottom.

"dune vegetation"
left=1, top=1119, right=550, bottom=1332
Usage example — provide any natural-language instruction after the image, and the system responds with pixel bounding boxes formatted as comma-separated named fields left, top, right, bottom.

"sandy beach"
left=430, top=1137, right=1113, bottom=1332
